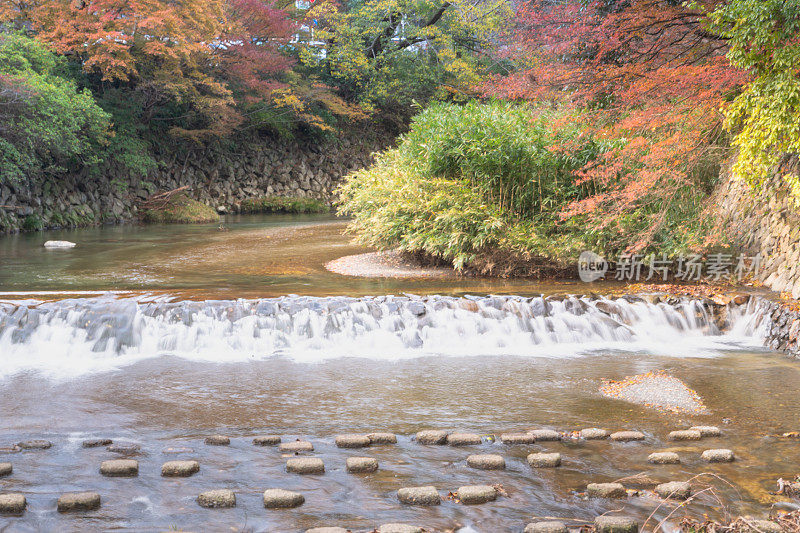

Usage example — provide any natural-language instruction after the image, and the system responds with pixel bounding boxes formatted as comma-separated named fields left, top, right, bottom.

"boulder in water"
left=44, top=240, right=76, bottom=248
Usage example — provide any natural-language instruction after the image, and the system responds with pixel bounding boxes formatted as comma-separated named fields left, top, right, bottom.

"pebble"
left=161, top=460, right=200, bottom=477
left=655, top=481, right=692, bottom=500
left=446, top=433, right=482, bottom=446
left=524, top=522, right=569, bottom=533
left=335, top=434, right=371, bottom=448
left=306, top=528, right=348, bottom=533
left=610, top=431, right=645, bottom=442
left=397, top=486, right=440, bottom=505
left=100, top=459, right=138, bottom=477
left=82, top=439, right=112, bottom=448
left=287, top=457, right=325, bottom=474
left=205, top=435, right=230, bottom=446
left=197, top=489, right=236, bottom=508
left=580, top=428, right=610, bottom=440
left=668, top=429, right=702, bottom=441
left=0, top=463, right=11, bottom=477
left=279, top=440, right=314, bottom=453
left=594, top=516, right=639, bottom=533
left=587, top=482, right=627, bottom=498
left=263, top=488, right=304, bottom=508
left=0, top=493, right=25, bottom=514
left=107, top=443, right=141, bottom=455
left=457, top=485, right=497, bottom=504
left=253, top=435, right=281, bottom=446
left=702, top=449, right=735, bottom=462
left=500, top=433, right=537, bottom=444
left=527, top=429, right=561, bottom=441
left=690, top=425, right=721, bottom=437
left=527, top=452, right=561, bottom=468
left=346, top=457, right=378, bottom=473
left=17, top=440, right=52, bottom=450
left=57, top=491, right=101, bottom=512
left=648, top=452, right=681, bottom=464
left=367, top=432, right=397, bottom=444
left=466, top=454, right=505, bottom=470
left=415, top=430, right=448, bottom=445
left=378, top=524, right=423, bottom=533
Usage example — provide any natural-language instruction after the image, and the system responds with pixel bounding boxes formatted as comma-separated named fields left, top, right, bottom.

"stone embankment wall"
left=0, top=131, right=392, bottom=234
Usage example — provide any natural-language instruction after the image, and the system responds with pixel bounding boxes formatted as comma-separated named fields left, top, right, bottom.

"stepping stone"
left=648, top=452, right=680, bottom=464
left=378, top=525, right=423, bottom=533
left=279, top=440, right=314, bottom=452
left=466, top=454, right=505, bottom=470
left=527, top=429, right=561, bottom=441
left=107, top=443, right=141, bottom=455
left=286, top=457, right=324, bottom=474
left=162, top=460, right=200, bottom=477
left=500, top=433, right=537, bottom=444
left=415, top=430, right=448, bottom=445
left=367, top=432, right=397, bottom=444
left=0, top=446, right=19, bottom=454
left=668, top=430, right=702, bottom=441
left=197, top=489, right=236, bottom=508
left=0, top=493, right=25, bottom=514
left=253, top=435, right=281, bottom=446
left=397, top=486, right=440, bottom=505
left=205, top=435, right=230, bottom=446
left=100, top=459, right=138, bottom=477
left=306, top=528, right=348, bottom=533
left=57, top=491, right=101, bottom=512
left=457, top=485, right=497, bottom=504
left=346, top=457, right=378, bottom=473
left=17, top=440, right=51, bottom=450
left=702, top=449, right=735, bottom=462
left=446, top=433, right=482, bottom=446
left=263, top=488, right=304, bottom=508
left=527, top=452, right=561, bottom=468
left=690, top=425, right=721, bottom=437
left=524, top=522, right=568, bottom=533
left=610, top=431, right=645, bottom=442
left=0, top=463, right=11, bottom=477
left=587, top=482, right=627, bottom=498
left=655, top=481, right=691, bottom=500
left=594, top=516, right=639, bottom=533
left=580, top=428, right=610, bottom=440
left=335, top=434, right=370, bottom=448
left=163, top=447, right=194, bottom=454
left=82, top=439, right=112, bottom=448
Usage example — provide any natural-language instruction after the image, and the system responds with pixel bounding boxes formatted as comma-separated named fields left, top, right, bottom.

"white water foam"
left=0, top=294, right=769, bottom=378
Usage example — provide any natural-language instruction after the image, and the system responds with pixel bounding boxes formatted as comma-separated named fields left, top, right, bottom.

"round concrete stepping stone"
left=378, top=524, right=423, bottom=533
left=527, top=452, right=561, bottom=468
left=205, top=435, right=230, bottom=446
left=197, top=489, right=236, bottom=508
left=524, top=522, right=568, bottom=533
left=527, top=429, right=561, bottom=441
left=367, top=432, right=397, bottom=444
left=346, top=457, right=378, bottom=473
left=82, top=439, right=112, bottom=448
left=610, top=431, right=645, bottom=442
left=253, top=435, right=281, bottom=446
left=655, top=481, right=691, bottom=500
left=279, top=440, right=314, bottom=452
left=163, top=447, right=194, bottom=454
left=594, top=516, right=639, bottom=533
left=57, top=491, right=101, bottom=512
left=587, top=482, right=627, bottom=498
left=263, top=488, right=304, bottom=508
left=702, top=448, right=735, bottom=462
left=648, top=452, right=680, bottom=464
left=335, top=434, right=370, bottom=448
left=415, top=430, right=448, bottom=445
left=457, top=485, right=497, bottom=504
left=744, top=520, right=782, bottom=533
left=690, top=425, right=721, bottom=437
left=466, top=454, right=505, bottom=470
left=161, top=460, right=200, bottom=477
left=286, top=457, right=325, bottom=474
left=580, top=428, right=610, bottom=440
left=306, top=528, right=348, bottom=533
left=446, top=433, right=482, bottom=446
left=100, top=459, right=138, bottom=477
left=500, top=433, right=537, bottom=444
left=668, top=429, right=702, bottom=441
left=0, top=463, right=11, bottom=477
left=17, top=440, right=51, bottom=450
left=107, top=443, right=141, bottom=455
left=397, top=486, right=440, bottom=505
left=0, top=493, right=25, bottom=514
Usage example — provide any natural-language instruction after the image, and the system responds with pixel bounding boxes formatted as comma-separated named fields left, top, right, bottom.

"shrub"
left=141, top=194, right=219, bottom=224
left=239, top=196, right=329, bottom=214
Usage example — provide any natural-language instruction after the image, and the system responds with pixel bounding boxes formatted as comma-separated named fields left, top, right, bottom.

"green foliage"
left=141, top=194, right=219, bottom=224
left=239, top=196, right=329, bottom=214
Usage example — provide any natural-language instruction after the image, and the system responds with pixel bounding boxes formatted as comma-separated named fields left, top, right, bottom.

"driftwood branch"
left=138, top=186, right=190, bottom=210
